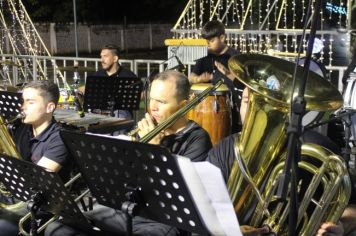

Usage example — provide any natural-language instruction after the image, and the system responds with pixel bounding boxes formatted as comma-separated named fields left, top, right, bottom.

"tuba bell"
left=227, top=54, right=351, bottom=235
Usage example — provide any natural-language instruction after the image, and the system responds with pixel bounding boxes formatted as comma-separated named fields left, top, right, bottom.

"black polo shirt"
left=94, top=65, right=137, bottom=78
left=14, top=120, right=71, bottom=180
left=160, top=120, right=212, bottom=162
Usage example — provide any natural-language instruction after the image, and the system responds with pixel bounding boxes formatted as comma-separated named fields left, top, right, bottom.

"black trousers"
left=45, top=204, right=179, bottom=236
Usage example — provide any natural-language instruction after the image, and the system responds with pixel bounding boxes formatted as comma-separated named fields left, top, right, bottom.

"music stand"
left=83, top=76, right=142, bottom=115
left=61, top=130, right=211, bottom=236
left=0, top=155, right=92, bottom=235
left=0, top=90, right=22, bottom=123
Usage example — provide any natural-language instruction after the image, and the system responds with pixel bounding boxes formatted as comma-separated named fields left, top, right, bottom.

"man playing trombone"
left=45, top=70, right=213, bottom=236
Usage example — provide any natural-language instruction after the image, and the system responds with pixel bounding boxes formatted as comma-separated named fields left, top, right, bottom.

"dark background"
left=22, top=0, right=187, bottom=24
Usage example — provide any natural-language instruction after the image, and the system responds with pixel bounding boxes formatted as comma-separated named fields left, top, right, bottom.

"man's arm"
left=316, top=205, right=356, bottom=236
left=37, top=157, right=62, bottom=172
left=37, top=131, right=69, bottom=173
left=188, top=72, right=213, bottom=83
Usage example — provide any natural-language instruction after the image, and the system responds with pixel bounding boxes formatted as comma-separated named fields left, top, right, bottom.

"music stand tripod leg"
left=27, top=191, right=45, bottom=236
left=121, top=186, right=141, bottom=236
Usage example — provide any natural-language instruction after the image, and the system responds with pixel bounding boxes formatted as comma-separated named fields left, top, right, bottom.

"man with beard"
left=94, top=44, right=137, bottom=78
left=80, top=44, right=137, bottom=119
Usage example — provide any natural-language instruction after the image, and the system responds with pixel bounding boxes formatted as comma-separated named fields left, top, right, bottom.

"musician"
left=95, top=44, right=136, bottom=78
left=210, top=87, right=356, bottom=236
left=0, top=80, right=71, bottom=235
left=45, top=70, right=213, bottom=236
left=80, top=44, right=137, bottom=119
left=188, top=20, right=243, bottom=133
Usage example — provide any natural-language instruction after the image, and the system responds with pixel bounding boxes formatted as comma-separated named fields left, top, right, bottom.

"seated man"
left=80, top=44, right=137, bottom=120
left=45, top=70, right=213, bottom=236
left=0, top=80, right=71, bottom=236
left=210, top=86, right=356, bottom=236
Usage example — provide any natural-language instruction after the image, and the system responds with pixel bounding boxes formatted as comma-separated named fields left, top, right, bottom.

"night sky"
left=22, top=0, right=187, bottom=24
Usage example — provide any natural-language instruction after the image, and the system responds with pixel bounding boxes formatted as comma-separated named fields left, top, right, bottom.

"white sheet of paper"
left=177, top=156, right=242, bottom=236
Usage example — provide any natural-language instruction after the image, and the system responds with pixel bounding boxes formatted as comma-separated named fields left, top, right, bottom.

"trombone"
left=18, top=79, right=224, bottom=235
left=134, top=79, right=224, bottom=142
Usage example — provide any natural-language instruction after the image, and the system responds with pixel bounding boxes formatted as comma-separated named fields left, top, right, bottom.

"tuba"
left=0, top=114, right=24, bottom=210
left=227, top=54, right=351, bottom=235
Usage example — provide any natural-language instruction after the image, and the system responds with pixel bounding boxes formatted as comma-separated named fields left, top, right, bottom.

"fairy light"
left=258, top=0, right=262, bottom=29
left=329, top=34, right=333, bottom=66
left=338, top=0, right=343, bottom=26
left=283, top=0, right=287, bottom=29
left=292, top=0, right=296, bottom=29
left=258, top=34, right=263, bottom=52
left=301, top=0, right=306, bottom=23
left=320, top=34, right=325, bottom=63
left=225, top=0, right=229, bottom=25
left=249, top=0, right=253, bottom=26
left=231, top=0, right=236, bottom=23
left=234, top=34, right=238, bottom=49
left=199, top=0, right=204, bottom=29
left=266, top=0, right=271, bottom=30
left=292, top=34, right=297, bottom=53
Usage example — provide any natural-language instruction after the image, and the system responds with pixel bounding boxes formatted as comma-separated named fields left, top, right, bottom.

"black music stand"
left=60, top=131, right=212, bottom=236
left=0, top=155, right=92, bottom=235
left=0, top=90, right=22, bottom=123
left=83, top=76, right=142, bottom=116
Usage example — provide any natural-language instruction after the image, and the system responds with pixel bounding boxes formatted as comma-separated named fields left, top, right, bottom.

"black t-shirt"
left=192, top=47, right=244, bottom=91
left=206, top=133, right=237, bottom=182
left=94, top=65, right=137, bottom=78
left=192, top=47, right=244, bottom=133
left=14, top=120, right=71, bottom=180
left=160, top=120, right=212, bottom=162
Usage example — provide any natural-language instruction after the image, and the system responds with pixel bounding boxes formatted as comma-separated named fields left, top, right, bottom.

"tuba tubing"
left=18, top=173, right=90, bottom=236
left=227, top=54, right=351, bottom=235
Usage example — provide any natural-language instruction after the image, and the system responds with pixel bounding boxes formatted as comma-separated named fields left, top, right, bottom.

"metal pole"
left=73, top=0, right=79, bottom=57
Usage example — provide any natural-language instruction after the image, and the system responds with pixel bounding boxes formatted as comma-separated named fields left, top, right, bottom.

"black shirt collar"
left=29, top=119, right=57, bottom=142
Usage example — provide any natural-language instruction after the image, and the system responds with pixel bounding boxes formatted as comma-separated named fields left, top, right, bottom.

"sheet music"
left=177, top=156, right=242, bottom=236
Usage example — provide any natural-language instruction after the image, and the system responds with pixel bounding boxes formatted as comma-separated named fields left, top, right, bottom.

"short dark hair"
left=201, top=20, right=225, bottom=39
left=101, top=44, right=120, bottom=57
left=24, top=80, right=60, bottom=107
left=152, top=70, right=190, bottom=102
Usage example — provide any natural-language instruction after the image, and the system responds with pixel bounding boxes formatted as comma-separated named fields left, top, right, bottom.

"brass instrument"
left=129, top=79, right=224, bottom=143
left=227, top=54, right=351, bottom=235
left=0, top=114, right=25, bottom=210
left=18, top=173, right=90, bottom=236
left=18, top=79, right=224, bottom=235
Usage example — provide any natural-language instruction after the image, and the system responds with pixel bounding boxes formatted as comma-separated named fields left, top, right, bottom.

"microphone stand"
left=276, top=0, right=321, bottom=235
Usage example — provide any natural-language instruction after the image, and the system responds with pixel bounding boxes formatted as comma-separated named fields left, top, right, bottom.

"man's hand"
left=198, top=72, right=213, bottom=83
left=189, top=72, right=213, bottom=83
left=240, top=225, right=270, bottom=236
left=316, top=222, right=344, bottom=236
left=137, top=113, right=164, bottom=145
left=215, top=61, right=236, bottom=82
